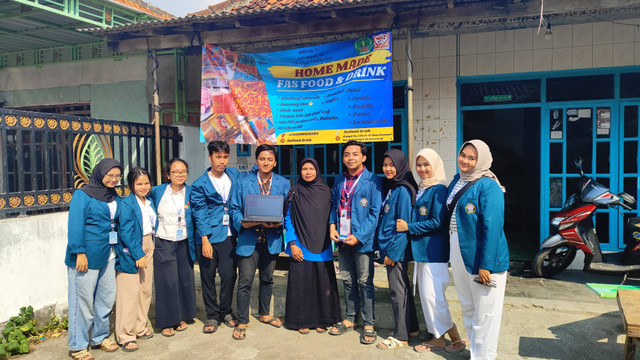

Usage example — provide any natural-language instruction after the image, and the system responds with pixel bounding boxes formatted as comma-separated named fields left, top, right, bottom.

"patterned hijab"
left=415, top=148, right=447, bottom=189
left=458, top=139, right=505, bottom=192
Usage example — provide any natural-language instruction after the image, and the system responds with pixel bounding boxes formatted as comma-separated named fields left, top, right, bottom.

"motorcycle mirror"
left=619, top=192, right=637, bottom=205
left=574, top=158, right=584, bottom=176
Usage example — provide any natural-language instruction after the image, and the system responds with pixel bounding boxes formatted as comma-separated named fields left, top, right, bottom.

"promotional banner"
left=200, top=31, right=393, bottom=145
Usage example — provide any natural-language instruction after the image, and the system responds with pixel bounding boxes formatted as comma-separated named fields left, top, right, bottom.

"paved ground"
left=16, top=262, right=636, bottom=360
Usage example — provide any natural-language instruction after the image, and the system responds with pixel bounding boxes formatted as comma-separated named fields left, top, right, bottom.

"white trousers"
left=450, top=231, right=507, bottom=360
left=414, top=261, right=453, bottom=338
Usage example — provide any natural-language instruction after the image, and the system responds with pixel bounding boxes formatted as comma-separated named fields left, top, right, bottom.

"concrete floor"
left=16, top=262, right=636, bottom=360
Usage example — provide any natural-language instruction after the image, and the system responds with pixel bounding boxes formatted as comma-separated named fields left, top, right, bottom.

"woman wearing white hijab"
left=446, top=140, right=509, bottom=360
left=396, top=148, right=464, bottom=354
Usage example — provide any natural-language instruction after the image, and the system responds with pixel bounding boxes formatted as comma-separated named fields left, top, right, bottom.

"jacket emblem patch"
left=465, top=203, right=476, bottom=214
left=360, top=198, right=368, bottom=207
left=419, top=206, right=428, bottom=216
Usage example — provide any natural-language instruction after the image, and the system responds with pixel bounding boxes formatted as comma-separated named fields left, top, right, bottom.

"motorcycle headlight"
left=551, top=217, right=563, bottom=227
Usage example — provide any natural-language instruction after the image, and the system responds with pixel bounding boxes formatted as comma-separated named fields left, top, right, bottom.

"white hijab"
left=458, top=139, right=505, bottom=192
left=415, top=148, right=447, bottom=189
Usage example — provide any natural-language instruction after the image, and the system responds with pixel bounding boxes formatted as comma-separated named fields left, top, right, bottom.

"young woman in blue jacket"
left=150, top=158, right=197, bottom=337
left=396, top=148, right=464, bottom=354
left=447, top=140, right=509, bottom=360
left=375, top=149, right=419, bottom=350
left=114, top=167, right=156, bottom=352
left=65, top=158, right=122, bottom=360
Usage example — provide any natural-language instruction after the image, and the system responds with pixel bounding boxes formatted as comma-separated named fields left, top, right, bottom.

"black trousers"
left=236, top=241, right=277, bottom=325
left=154, top=237, right=197, bottom=329
left=197, top=236, right=237, bottom=322
left=386, top=260, right=419, bottom=341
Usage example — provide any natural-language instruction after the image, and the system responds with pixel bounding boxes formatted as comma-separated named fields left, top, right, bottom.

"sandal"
left=137, top=329, right=154, bottom=340
left=445, top=339, right=467, bottom=354
left=162, top=328, right=176, bottom=337
left=203, top=319, right=219, bottom=334
left=329, top=322, right=354, bottom=336
left=232, top=327, right=246, bottom=340
left=70, top=349, right=94, bottom=360
left=259, top=316, right=283, bottom=328
left=90, top=338, right=118, bottom=352
left=298, top=328, right=310, bottom=334
left=119, top=340, right=138, bottom=352
left=360, top=328, right=377, bottom=345
left=414, top=342, right=445, bottom=353
left=223, top=314, right=239, bottom=328
left=175, top=321, right=188, bottom=331
left=376, top=336, right=406, bottom=350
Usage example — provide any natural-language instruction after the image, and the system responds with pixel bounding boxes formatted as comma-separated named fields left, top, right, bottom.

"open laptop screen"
left=243, top=194, right=284, bottom=221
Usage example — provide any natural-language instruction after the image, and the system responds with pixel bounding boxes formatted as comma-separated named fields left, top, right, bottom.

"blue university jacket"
left=409, top=184, right=449, bottom=263
left=447, top=174, right=509, bottom=274
left=114, top=194, right=156, bottom=274
left=190, top=167, right=240, bottom=244
left=376, top=186, right=412, bottom=262
left=150, top=183, right=196, bottom=262
left=230, top=172, right=290, bottom=256
left=329, top=168, right=383, bottom=253
left=65, top=190, right=121, bottom=269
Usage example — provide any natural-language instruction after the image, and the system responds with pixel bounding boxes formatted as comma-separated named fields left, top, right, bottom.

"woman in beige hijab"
left=446, top=140, right=509, bottom=360
left=396, top=148, right=464, bottom=353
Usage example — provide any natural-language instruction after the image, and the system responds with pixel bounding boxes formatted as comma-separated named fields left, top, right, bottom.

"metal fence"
left=0, top=109, right=182, bottom=217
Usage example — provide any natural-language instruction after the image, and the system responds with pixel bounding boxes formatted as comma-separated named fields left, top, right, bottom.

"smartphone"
left=473, top=277, right=497, bottom=288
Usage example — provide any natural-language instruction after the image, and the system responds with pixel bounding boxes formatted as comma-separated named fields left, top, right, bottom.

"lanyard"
left=342, top=173, right=362, bottom=200
left=257, top=173, right=272, bottom=195
left=167, top=187, right=185, bottom=224
left=108, top=202, right=117, bottom=231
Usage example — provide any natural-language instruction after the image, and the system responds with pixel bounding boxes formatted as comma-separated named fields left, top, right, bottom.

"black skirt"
left=284, top=259, right=341, bottom=329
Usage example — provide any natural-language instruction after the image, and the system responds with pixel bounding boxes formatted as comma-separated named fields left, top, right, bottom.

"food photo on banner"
left=200, top=31, right=393, bottom=145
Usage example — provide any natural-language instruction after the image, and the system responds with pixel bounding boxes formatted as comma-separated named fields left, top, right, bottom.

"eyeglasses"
left=170, top=170, right=188, bottom=176
left=104, top=174, right=122, bottom=180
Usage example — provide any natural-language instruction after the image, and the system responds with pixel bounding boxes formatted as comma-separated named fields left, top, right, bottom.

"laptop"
left=241, top=194, right=284, bottom=223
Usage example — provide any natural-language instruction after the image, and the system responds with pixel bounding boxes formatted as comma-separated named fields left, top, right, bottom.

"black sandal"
left=232, top=327, right=246, bottom=340
left=223, top=314, right=238, bottom=328
left=120, top=341, right=138, bottom=352
left=360, top=329, right=377, bottom=345
left=329, top=322, right=354, bottom=336
left=203, top=319, right=219, bottom=333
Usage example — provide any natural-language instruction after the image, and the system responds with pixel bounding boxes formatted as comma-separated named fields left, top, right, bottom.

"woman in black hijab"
left=283, top=158, right=341, bottom=334
left=65, top=158, right=123, bottom=359
left=375, top=149, right=419, bottom=350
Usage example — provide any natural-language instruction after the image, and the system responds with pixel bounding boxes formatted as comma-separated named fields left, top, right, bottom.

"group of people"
left=65, top=138, right=508, bottom=360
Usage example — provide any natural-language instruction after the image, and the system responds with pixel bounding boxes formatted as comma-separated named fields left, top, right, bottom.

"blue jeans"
left=67, top=258, right=116, bottom=351
left=338, top=246, right=375, bottom=326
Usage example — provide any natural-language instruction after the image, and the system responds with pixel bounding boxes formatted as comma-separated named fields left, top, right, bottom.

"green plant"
left=0, top=306, right=69, bottom=359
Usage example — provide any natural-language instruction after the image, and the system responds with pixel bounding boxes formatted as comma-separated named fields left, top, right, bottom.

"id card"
left=109, top=231, right=118, bottom=245
left=339, top=209, right=350, bottom=241
left=222, top=214, right=230, bottom=226
left=176, top=229, right=184, bottom=239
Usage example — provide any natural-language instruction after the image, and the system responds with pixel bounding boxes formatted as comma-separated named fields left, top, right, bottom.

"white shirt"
left=208, top=171, right=232, bottom=236
left=107, top=200, right=117, bottom=261
left=156, top=186, right=188, bottom=241
left=136, top=196, right=156, bottom=236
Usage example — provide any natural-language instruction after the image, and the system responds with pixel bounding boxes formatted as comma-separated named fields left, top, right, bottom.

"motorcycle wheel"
left=532, top=243, right=577, bottom=278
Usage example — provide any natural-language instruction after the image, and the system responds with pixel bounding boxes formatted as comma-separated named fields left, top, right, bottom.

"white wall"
left=393, top=18, right=640, bottom=182
left=0, top=213, right=69, bottom=323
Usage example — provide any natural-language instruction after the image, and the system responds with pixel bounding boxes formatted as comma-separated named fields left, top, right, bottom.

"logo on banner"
left=373, top=33, right=390, bottom=50
left=465, top=203, right=477, bottom=214
left=354, top=37, right=374, bottom=55
left=419, top=206, right=428, bottom=216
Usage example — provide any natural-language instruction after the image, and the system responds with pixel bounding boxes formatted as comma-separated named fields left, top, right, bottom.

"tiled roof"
left=188, top=0, right=386, bottom=17
left=112, top=0, right=175, bottom=19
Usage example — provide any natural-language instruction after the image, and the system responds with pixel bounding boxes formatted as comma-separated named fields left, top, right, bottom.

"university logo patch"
left=465, top=203, right=476, bottom=214
left=384, top=204, right=390, bottom=213
left=633, top=231, right=640, bottom=240
left=360, top=197, right=369, bottom=207
left=419, top=206, right=428, bottom=216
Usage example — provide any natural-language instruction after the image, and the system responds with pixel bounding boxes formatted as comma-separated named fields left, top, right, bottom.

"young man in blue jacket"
left=328, top=140, right=383, bottom=345
left=190, top=141, right=241, bottom=333
left=229, top=144, right=290, bottom=340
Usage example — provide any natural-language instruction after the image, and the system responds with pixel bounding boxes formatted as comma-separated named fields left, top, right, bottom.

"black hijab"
left=78, top=158, right=122, bottom=203
left=285, top=158, right=331, bottom=254
left=382, top=149, right=418, bottom=205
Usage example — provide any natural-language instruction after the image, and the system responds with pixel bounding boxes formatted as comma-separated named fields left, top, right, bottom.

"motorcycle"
left=532, top=159, right=640, bottom=281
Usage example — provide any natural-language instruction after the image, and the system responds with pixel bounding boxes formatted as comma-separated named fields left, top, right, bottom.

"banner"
left=200, top=31, right=393, bottom=145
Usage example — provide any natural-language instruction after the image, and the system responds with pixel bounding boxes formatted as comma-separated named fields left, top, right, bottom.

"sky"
left=147, top=0, right=224, bottom=17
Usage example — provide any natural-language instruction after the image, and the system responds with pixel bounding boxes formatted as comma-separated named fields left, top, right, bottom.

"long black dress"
left=284, top=158, right=341, bottom=330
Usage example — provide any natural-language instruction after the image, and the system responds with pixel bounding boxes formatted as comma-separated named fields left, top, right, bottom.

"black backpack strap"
left=447, top=178, right=480, bottom=219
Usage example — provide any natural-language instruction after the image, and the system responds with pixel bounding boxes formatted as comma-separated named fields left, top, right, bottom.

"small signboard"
left=483, top=94, right=512, bottom=102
